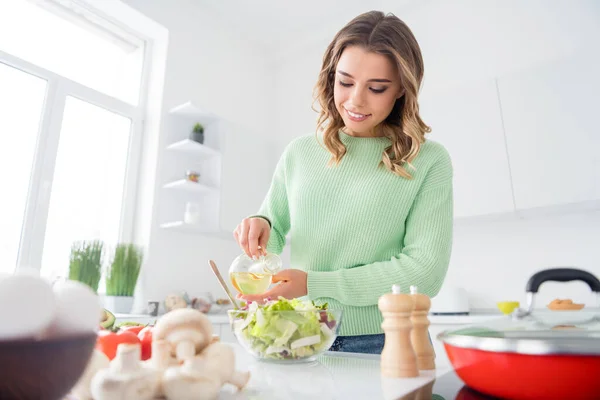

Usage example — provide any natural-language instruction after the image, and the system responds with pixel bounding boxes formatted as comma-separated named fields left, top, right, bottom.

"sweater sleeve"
left=253, top=149, right=291, bottom=255
left=306, top=153, right=453, bottom=306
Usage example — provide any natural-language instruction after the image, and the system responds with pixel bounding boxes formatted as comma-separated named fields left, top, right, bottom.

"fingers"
left=258, top=235, right=268, bottom=257
left=235, top=218, right=270, bottom=259
left=271, top=271, right=289, bottom=284
left=240, top=283, right=284, bottom=304
left=237, top=219, right=251, bottom=257
left=248, top=222, right=262, bottom=260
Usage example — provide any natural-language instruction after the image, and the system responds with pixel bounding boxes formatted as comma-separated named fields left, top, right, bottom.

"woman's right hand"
left=233, top=217, right=270, bottom=259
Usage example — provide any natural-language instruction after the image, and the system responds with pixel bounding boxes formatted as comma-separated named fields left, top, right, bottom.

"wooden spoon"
left=208, top=260, right=240, bottom=310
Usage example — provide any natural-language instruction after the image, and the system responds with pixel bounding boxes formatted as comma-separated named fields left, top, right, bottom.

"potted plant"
left=103, top=243, right=144, bottom=314
left=68, top=240, right=103, bottom=293
left=190, top=122, right=204, bottom=144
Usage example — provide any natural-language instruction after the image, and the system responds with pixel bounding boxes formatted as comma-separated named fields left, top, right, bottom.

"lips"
left=344, top=107, right=370, bottom=122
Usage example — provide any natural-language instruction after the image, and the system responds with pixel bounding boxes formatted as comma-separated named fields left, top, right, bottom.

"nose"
left=349, top=85, right=366, bottom=107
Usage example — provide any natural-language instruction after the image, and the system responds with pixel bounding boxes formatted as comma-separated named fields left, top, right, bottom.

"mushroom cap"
left=153, top=309, right=213, bottom=350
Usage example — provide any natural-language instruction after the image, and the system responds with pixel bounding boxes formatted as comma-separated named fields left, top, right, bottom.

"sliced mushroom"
left=153, top=308, right=213, bottom=362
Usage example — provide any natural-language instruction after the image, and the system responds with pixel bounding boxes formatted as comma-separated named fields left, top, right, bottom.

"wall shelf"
left=161, top=100, right=224, bottom=239
left=169, top=101, right=217, bottom=126
left=166, top=139, right=220, bottom=160
left=163, top=179, right=218, bottom=195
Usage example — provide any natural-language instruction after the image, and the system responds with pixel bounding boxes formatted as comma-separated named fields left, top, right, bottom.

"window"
left=0, top=0, right=144, bottom=104
left=0, top=0, right=147, bottom=282
left=40, top=97, right=132, bottom=278
left=0, top=63, right=46, bottom=274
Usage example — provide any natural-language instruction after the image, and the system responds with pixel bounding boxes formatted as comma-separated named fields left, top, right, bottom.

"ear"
left=396, top=89, right=405, bottom=99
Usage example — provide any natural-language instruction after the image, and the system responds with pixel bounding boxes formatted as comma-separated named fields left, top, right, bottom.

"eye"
left=338, top=80, right=352, bottom=87
left=370, top=87, right=388, bottom=94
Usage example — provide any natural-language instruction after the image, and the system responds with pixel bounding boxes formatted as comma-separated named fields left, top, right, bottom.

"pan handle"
left=526, top=267, right=600, bottom=293
left=515, top=267, right=600, bottom=319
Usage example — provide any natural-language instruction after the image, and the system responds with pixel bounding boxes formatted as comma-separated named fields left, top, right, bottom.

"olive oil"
left=230, top=272, right=272, bottom=295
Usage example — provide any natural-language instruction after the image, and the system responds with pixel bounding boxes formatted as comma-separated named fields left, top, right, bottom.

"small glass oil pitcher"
left=228, top=250, right=282, bottom=295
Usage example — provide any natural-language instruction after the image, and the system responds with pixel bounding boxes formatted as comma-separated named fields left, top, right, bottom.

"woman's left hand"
left=238, top=269, right=307, bottom=304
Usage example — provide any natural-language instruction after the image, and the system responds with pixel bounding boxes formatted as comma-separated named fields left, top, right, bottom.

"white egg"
left=0, top=274, right=57, bottom=340
left=46, top=280, right=103, bottom=337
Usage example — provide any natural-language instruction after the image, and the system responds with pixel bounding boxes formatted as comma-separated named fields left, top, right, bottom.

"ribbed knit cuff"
left=247, top=214, right=271, bottom=228
left=307, top=270, right=340, bottom=300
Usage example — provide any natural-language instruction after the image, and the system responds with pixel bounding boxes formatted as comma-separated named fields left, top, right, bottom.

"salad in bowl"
left=228, top=297, right=342, bottom=362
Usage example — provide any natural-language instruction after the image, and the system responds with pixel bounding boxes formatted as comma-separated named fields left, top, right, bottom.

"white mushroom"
left=90, top=343, right=159, bottom=400
left=199, top=342, right=250, bottom=391
left=70, top=349, right=110, bottom=400
left=162, top=356, right=221, bottom=400
left=143, top=339, right=178, bottom=399
left=152, top=308, right=213, bottom=362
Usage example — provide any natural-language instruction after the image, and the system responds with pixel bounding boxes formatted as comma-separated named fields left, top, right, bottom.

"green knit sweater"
left=255, top=130, right=453, bottom=336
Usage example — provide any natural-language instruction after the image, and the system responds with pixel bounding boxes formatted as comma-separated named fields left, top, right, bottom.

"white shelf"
left=160, top=221, right=232, bottom=239
left=169, top=101, right=217, bottom=126
left=163, top=179, right=218, bottom=195
left=166, top=139, right=220, bottom=160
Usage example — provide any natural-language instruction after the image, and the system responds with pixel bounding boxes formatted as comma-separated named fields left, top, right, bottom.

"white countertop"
left=223, top=343, right=452, bottom=400
left=115, top=312, right=230, bottom=324
left=116, top=312, right=503, bottom=326
left=428, top=313, right=503, bottom=324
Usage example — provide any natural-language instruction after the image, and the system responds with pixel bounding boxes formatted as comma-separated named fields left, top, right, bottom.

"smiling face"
left=334, top=45, right=404, bottom=137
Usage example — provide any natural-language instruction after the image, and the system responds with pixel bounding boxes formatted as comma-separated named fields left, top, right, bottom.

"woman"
left=233, top=10, right=453, bottom=354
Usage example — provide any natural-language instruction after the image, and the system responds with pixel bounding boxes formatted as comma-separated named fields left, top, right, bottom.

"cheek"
left=374, top=94, right=398, bottom=116
left=333, top=85, right=345, bottom=106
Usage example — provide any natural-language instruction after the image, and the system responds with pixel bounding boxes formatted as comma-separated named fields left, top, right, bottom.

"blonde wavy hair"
left=313, top=11, right=430, bottom=179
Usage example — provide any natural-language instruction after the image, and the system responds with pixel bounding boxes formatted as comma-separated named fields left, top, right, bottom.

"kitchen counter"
left=115, top=312, right=230, bottom=325
left=116, top=311, right=504, bottom=326
left=224, top=342, right=452, bottom=400
left=429, top=312, right=503, bottom=324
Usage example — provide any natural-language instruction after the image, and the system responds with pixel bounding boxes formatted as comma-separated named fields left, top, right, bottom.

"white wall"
left=270, top=0, right=600, bottom=309
left=122, top=0, right=600, bottom=312
left=122, top=0, right=277, bottom=311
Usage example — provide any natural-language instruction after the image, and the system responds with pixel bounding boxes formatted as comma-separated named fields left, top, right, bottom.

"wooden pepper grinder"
left=378, top=284, right=419, bottom=378
left=410, top=285, right=435, bottom=370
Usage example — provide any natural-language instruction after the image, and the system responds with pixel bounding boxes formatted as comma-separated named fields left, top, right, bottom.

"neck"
left=342, top=127, right=384, bottom=138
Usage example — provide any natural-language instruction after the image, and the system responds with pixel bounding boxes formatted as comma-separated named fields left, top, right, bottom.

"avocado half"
left=100, top=308, right=116, bottom=330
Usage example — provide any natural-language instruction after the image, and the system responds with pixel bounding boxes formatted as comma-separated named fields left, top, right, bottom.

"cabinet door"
left=497, top=52, right=600, bottom=210
left=419, top=80, right=515, bottom=218
left=428, top=324, right=456, bottom=369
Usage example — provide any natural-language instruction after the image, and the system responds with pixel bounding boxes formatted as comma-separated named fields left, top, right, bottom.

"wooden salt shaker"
left=410, top=285, right=435, bottom=370
left=378, top=284, right=418, bottom=378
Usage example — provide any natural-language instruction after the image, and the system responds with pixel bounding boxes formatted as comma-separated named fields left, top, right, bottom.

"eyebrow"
left=337, top=70, right=392, bottom=83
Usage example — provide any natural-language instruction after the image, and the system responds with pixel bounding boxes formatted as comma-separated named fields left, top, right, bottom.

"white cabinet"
left=497, top=51, right=600, bottom=210
left=419, top=80, right=515, bottom=219
left=428, top=323, right=456, bottom=369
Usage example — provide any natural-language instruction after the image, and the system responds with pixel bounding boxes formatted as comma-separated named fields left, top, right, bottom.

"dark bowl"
left=0, top=333, right=97, bottom=400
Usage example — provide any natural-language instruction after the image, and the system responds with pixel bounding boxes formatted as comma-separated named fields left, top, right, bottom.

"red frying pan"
left=438, top=268, right=600, bottom=400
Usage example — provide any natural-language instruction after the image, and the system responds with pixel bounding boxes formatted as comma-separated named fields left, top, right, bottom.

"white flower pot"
left=102, top=295, right=134, bottom=314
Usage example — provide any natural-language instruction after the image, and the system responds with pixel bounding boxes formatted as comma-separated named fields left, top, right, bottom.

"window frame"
left=0, top=5, right=150, bottom=274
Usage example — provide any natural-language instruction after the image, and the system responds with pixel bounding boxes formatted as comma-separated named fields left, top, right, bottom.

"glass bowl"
left=228, top=308, right=342, bottom=363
